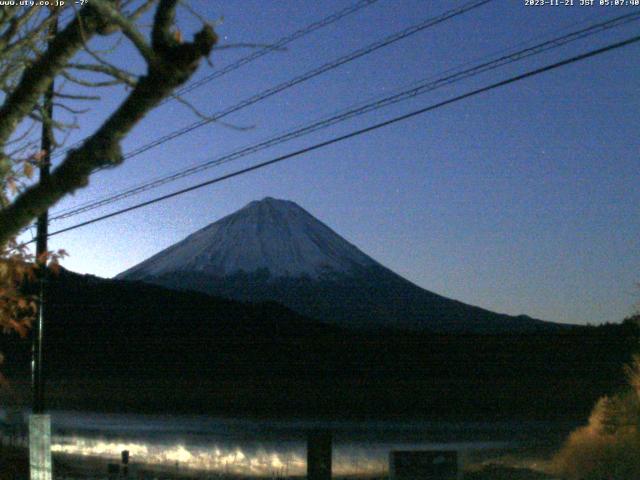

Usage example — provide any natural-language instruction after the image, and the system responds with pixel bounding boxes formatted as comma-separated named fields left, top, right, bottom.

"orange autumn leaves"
left=0, top=242, right=67, bottom=339
left=1, top=148, right=66, bottom=340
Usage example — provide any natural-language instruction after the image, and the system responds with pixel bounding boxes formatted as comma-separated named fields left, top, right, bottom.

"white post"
left=29, top=414, right=52, bottom=480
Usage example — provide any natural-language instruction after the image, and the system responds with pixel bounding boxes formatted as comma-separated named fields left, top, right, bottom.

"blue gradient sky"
left=40, top=1, right=640, bottom=325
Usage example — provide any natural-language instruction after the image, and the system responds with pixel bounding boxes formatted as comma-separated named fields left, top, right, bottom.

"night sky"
left=38, top=0, right=640, bottom=326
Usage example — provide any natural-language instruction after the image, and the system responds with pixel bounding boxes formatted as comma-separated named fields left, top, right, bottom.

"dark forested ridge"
left=139, top=266, right=564, bottom=334
left=1, top=269, right=637, bottom=421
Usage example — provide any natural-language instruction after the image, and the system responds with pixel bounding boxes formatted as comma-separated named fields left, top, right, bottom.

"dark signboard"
left=389, top=450, right=458, bottom=480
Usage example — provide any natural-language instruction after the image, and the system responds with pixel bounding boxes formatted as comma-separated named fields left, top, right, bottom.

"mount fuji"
left=117, top=197, right=559, bottom=333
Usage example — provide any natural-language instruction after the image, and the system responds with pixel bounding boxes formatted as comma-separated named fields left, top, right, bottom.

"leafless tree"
left=0, top=0, right=217, bottom=337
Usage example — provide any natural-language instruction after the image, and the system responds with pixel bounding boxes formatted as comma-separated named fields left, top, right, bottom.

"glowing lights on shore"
left=50, top=436, right=394, bottom=476
left=51, top=437, right=310, bottom=475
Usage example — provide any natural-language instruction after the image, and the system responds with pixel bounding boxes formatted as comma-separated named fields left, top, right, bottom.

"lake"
left=1, top=409, right=576, bottom=476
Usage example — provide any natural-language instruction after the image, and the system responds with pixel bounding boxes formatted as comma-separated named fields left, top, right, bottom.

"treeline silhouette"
left=1, top=269, right=637, bottom=420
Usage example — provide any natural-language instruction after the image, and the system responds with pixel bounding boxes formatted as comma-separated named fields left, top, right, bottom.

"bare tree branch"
left=90, top=0, right=157, bottom=64
left=0, top=6, right=101, bottom=172
left=0, top=1, right=217, bottom=244
left=66, top=61, right=138, bottom=87
left=53, top=91, right=101, bottom=101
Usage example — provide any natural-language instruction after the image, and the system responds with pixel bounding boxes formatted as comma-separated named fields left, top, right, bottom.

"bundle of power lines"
left=26, top=0, right=640, bottom=243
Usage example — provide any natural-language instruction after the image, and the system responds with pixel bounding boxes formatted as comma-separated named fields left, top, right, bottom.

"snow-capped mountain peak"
left=117, top=197, right=377, bottom=280
left=116, top=197, right=561, bottom=333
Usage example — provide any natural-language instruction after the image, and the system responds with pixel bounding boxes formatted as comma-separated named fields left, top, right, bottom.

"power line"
left=51, top=10, right=639, bottom=219
left=168, top=0, right=380, bottom=100
left=56, top=0, right=492, bottom=169
left=49, top=9, right=613, bottom=218
left=48, top=11, right=640, bottom=221
left=52, top=0, right=381, bottom=160
left=120, top=0, right=491, bottom=161
left=46, top=0, right=492, bottom=219
left=35, top=34, right=640, bottom=243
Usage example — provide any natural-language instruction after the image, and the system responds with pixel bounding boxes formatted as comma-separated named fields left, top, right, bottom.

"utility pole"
left=29, top=8, right=57, bottom=480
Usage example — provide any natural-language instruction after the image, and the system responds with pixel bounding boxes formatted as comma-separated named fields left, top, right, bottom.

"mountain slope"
left=117, top=197, right=562, bottom=333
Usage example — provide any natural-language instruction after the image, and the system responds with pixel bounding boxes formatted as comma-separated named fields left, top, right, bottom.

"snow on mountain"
left=117, top=197, right=563, bottom=333
left=117, top=197, right=377, bottom=280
